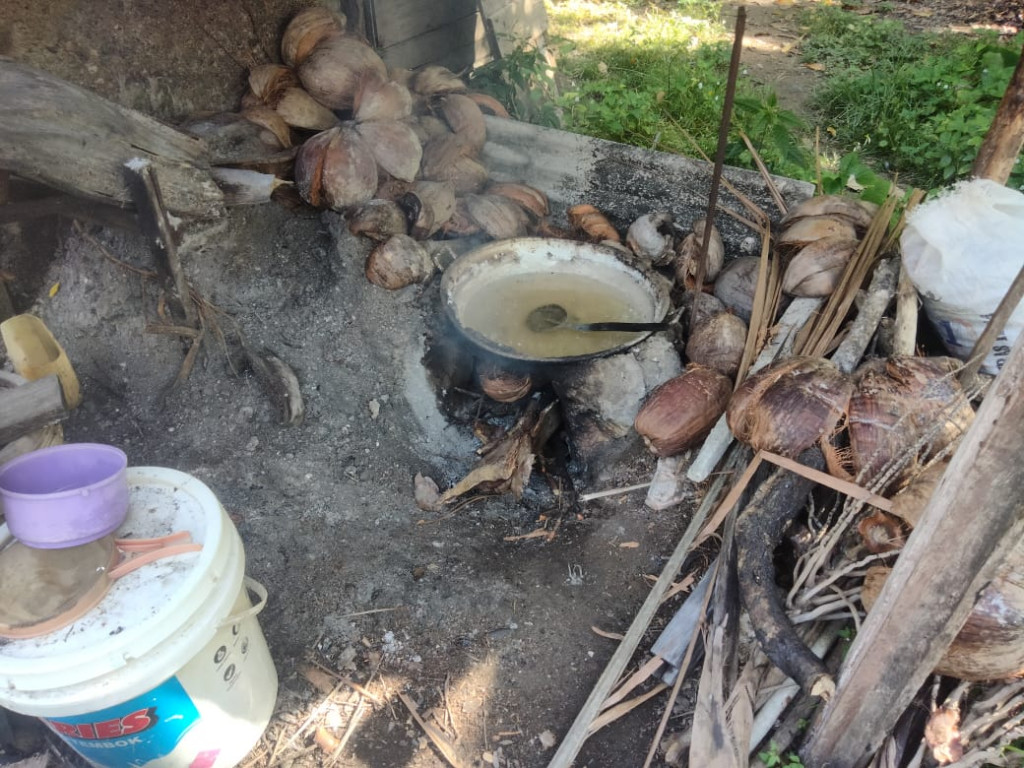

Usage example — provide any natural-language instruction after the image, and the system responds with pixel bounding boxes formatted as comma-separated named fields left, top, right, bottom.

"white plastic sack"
left=901, top=179, right=1024, bottom=375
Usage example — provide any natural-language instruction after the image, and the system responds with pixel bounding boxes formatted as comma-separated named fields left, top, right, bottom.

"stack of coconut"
left=183, top=7, right=560, bottom=291
left=632, top=194, right=884, bottom=460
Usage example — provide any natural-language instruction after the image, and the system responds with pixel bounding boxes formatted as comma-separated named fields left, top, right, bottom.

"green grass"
left=801, top=7, right=1023, bottom=190
left=470, top=1, right=1023, bottom=197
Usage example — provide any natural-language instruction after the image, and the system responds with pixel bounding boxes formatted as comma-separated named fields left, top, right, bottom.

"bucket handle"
left=218, top=576, right=269, bottom=629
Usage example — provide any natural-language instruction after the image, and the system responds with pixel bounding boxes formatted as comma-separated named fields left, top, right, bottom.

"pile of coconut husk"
left=537, top=173, right=1024, bottom=768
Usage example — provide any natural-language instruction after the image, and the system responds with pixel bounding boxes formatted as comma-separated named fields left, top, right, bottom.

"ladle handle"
left=575, top=322, right=669, bottom=332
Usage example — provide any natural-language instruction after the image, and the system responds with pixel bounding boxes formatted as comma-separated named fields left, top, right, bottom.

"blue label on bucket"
left=44, top=676, right=201, bottom=767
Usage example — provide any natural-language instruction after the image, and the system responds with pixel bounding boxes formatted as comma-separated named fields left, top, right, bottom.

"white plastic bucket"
left=0, top=467, right=278, bottom=768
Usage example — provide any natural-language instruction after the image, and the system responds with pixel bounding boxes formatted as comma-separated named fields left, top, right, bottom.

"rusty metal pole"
left=689, top=6, right=746, bottom=337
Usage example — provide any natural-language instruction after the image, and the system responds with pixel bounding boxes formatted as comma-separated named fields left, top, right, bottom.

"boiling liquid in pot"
left=459, top=272, right=647, bottom=359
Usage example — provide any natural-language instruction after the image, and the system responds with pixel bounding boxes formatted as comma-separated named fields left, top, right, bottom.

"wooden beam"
left=0, top=375, right=66, bottom=445
left=971, top=36, right=1024, bottom=184
left=801, top=327, right=1024, bottom=767
left=0, top=58, right=223, bottom=217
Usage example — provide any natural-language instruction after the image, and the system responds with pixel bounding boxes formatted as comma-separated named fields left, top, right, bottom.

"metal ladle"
left=525, top=304, right=671, bottom=333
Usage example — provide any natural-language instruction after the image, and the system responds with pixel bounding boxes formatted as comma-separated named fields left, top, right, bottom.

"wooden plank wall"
left=366, top=0, right=485, bottom=72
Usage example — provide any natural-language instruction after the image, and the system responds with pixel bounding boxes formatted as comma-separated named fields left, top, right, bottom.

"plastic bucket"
left=0, top=443, right=129, bottom=549
left=0, top=467, right=278, bottom=768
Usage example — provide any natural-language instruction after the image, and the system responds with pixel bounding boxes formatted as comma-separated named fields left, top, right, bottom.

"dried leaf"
left=315, top=726, right=341, bottom=754
left=299, top=663, right=337, bottom=695
left=436, top=401, right=559, bottom=506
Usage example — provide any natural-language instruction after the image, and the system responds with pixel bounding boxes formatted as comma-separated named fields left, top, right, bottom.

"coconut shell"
left=679, top=291, right=726, bottom=330
left=355, top=78, right=413, bottom=123
left=626, top=212, right=675, bottom=266
left=890, top=459, right=948, bottom=527
left=782, top=236, right=859, bottom=297
left=348, top=199, right=408, bottom=241
left=847, top=356, right=974, bottom=487
left=634, top=366, right=733, bottom=457
left=437, top=94, right=486, bottom=153
left=295, top=126, right=377, bottom=210
left=676, top=219, right=725, bottom=282
left=404, top=181, right=456, bottom=239
left=365, top=234, right=433, bottom=289
left=354, top=120, right=422, bottom=183
left=485, top=182, right=549, bottom=219
left=568, top=204, right=620, bottom=243
left=781, top=194, right=877, bottom=232
left=727, top=356, right=854, bottom=458
left=420, top=134, right=472, bottom=178
left=181, top=112, right=287, bottom=161
left=713, top=256, right=761, bottom=322
left=862, top=555, right=1024, bottom=681
left=441, top=198, right=482, bottom=237
left=282, top=7, right=346, bottom=67
left=464, top=194, right=529, bottom=240
left=685, top=312, right=747, bottom=377
left=248, top=64, right=300, bottom=104
left=468, top=92, right=511, bottom=118
left=479, top=365, right=532, bottom=403
left=298, top=33, right=388, bottom=111
left=421, top=136, right=488, bottom=194
left=778, top=215, right=858, bottom=248
left=406, top=114, right=452, bottom=145
left=412, top=65, right=467, bottom=97
left=274, top=87, right=340, bottom=130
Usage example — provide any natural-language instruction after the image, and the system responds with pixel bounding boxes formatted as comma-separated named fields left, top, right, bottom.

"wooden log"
left=971, top=37, right=1024, bottom=184
left=735, top=447, right=834, bottom=699
left=892, top=261, right=918, bottom=357
left=0, top=58, right=223, bottom=217
left=801, top=327, right=1024, bottom=767
left=0, top=375, right=66, bottom=445
left=830, top=257, right=898, bottom=374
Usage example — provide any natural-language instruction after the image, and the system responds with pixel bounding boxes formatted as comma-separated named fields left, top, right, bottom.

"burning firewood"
left=414, top=399, right=560, bottom=511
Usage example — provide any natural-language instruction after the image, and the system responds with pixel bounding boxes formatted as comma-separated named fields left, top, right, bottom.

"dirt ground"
left=0, top=1, right=1019, bottom=767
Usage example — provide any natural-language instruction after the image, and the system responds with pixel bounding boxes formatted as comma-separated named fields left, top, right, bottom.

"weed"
left=467, top=41, right=563, bottom=127
left=758, top=741, right=805, bottom=767
left=802, top=7, right=1024, bottom=189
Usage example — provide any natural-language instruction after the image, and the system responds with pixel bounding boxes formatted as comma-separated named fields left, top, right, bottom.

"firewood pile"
left=540, top=178, right=1024, bottom=767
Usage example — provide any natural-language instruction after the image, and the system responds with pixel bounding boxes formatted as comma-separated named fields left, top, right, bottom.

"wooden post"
left=971, top=37, right=1024, bottom=184
left=801, top=328, right=1024, bottom=767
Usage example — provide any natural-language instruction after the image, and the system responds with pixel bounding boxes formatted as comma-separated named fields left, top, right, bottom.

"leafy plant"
left=730, top=92, right=811, bottom=178
left=802, top=7, right=1024, bottom=190
left=758, top=741, right=806, bottom=767
left=467, top=41, right=564, bottom=127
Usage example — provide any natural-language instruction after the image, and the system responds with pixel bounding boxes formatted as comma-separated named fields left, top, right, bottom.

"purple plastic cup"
left=0, top=443, right=129, bottom=549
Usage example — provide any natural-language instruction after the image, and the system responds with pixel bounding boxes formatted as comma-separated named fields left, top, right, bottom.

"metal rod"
left=690, top=6, right=747, bottom=336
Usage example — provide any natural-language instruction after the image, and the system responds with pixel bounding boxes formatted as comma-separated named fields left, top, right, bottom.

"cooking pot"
left=440, top=238, right=672, bottom=366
